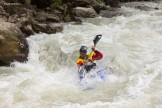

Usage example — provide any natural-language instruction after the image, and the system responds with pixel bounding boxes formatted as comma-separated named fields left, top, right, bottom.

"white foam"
left=0, top=2, right=162, bottom=107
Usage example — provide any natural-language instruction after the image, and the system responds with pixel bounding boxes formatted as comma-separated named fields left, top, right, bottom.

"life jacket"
left=88, top=51, right=95, bottom=61
left=76, top=51, right=95, bottom=65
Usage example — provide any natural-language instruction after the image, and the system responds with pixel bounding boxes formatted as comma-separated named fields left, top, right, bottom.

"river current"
left=0, top=1, right=162, bottom=108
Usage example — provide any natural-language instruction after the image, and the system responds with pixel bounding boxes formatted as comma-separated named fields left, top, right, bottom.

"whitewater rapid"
left=0, top=1, right=162, bottom=108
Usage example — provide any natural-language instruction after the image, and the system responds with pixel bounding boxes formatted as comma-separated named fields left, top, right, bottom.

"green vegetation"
left=50, top=0, right=63, bottom=4
left=96, top=0, right=104, bottom=4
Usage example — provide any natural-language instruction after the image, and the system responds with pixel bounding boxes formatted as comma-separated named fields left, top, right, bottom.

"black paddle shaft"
left=93, top=34, right=102, bottom=47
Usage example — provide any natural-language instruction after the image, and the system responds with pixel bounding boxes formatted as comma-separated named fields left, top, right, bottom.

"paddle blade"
left=93, top=34, right=102, bottom=46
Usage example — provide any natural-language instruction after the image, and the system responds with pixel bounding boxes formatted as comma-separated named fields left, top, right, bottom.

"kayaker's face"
left=80, top=52, right=86, bottom=58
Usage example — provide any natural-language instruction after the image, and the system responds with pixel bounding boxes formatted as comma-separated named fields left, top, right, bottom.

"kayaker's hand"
left=91, top=46, right=95, bottom=51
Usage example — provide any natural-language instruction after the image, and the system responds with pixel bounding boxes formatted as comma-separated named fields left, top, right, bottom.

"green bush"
left=96, top=0, right=104, bottom=4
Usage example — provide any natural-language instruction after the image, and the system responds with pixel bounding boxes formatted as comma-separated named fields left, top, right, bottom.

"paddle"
left=93, top=34, right=102, bottom=47
left=89, top=34, right=102, bottom=56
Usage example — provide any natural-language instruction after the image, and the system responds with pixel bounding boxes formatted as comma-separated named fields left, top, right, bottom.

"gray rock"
left=100, top=8, right=124, bottom=18
left=0, top=22, right=29, bottom=66
left=20, top=25, right=34, bottom=37
left=35, top=11, right=61, bottom=23
left=73, top=7, right=97, bottom=18
left=46, top=14, right=60, bottom=23
left=74, top=0, right=102, bottom=13
left=104, top=0, right=121, bottom=8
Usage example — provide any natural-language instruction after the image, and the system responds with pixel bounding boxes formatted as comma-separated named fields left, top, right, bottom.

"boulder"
left=46, top=14, right=60, bottom=23
left=35, top=11, right=61, bottom=23
left=20, top=25, right=34, bottom=37
left=31, top=23, right=63, bottom=34
left=135, top=5, right=159, bottom=11
left=73, top=7, right=97, bottom=18
left=47, top=23, right=63, bottom=33
left=63, top=14, right=72, bottom=22
left=0, top=19, right=29, bottom=66
left=74, top=0, right=102, bottom=14
left=122, top=2, right=159, bottom=11
left=100, top=8, right=124, bottom=18
left=0, top=6, right=9, bottom=21
left=19, top=17, right=63, bottom=36
left=104, top=0, right=121, bottom=8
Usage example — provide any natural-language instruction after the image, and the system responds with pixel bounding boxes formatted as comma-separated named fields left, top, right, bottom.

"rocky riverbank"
left=0, top=0, right=160, bottom=66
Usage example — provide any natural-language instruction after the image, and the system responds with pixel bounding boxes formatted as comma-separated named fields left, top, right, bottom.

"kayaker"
left=76, top=45, right=103, bottom=79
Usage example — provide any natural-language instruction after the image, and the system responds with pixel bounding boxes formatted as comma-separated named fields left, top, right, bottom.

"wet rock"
left=46, top=14, right=60, bottom=23
left=63, top=14, right=72, bottom=22
left=8, top=14, right=18, bottom=23
left=31, top=23, right=63, bottom=34
left=61, top=4, right=79, bottom=22
left=100, top=8, right=124, bottom=18
left=0, top=35, right=5, bottom=45
left=73, top=7, right=97, bottom=18
left=0, top=20, right=29, bottom=66
left=19, top=17, right=63, bottom=36
left=63, top=0, right=102, bottom=14
left=135, top=5, right=159, bottom=11
left=52, top=9, right=62, bottom=15
left=20, top=25, right=34, bottom=37
left=47, top=23, right=63, bottom=33
left=50, top=3, right=65, bottom=13
left=31, top=22, right=47, bottom=33
left=74, top=17, right=82, bottom=24
left=122, top=2, right=160, bottom=11
left=56, top=5, right=64, bottom=13
left=3, top=5, right=26, bottom=16
left=2, top=3, right=35, bottom=23
left=0, top=6, right=9, bottom=21
left=0, top=6, right=6, bottom=15
left=104, top=0, right=121, bottom=8
left=74, top=0, right=102, bottom=14
left=35, top=11, right=61, bottom=23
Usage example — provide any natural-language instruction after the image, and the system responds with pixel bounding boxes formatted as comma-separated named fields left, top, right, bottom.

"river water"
left=0, top=1, right=162, bottom=108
